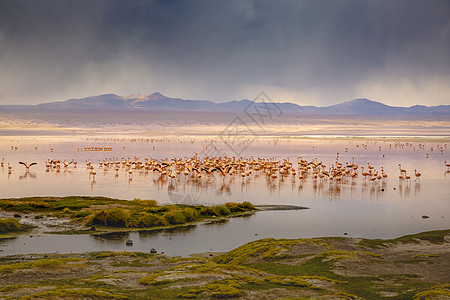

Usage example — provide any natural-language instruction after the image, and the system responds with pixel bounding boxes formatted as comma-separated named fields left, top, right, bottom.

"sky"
left=1, top=0, right=449, bottom=107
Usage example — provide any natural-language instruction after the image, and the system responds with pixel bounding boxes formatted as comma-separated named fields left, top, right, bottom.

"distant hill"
left=1, top=93, right=449, bottom=115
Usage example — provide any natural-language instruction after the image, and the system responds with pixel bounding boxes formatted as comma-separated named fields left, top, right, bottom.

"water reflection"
left=93, top=231, right=130, bottom=242
left=414, top=182, right=421, bottom=196
left=138, top=225, right=197, bottom=238
left=19, top=171, right=37, bottom=180
left=216, top=183, right=231, bottom=196
left=0, top=136, right=449, bottom=251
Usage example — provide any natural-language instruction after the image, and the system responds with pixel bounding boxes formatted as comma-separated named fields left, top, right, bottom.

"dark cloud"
left=1, top=0, right=449, bottom=106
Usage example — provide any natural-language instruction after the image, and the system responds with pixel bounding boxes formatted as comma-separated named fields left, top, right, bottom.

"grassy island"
left=0, top=196, right=256, bottom=235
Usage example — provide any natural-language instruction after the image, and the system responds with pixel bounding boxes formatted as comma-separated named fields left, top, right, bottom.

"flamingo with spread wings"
left=19, top=161, right=37, bottom=170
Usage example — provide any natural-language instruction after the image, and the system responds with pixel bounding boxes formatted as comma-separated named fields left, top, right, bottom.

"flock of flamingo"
left=1, top=138, right=449, bottom=197
left=3, top=153, right=450, bottom=188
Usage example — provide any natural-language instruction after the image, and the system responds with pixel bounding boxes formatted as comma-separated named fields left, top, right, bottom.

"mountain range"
left=1, top=92, right=449, bottom=115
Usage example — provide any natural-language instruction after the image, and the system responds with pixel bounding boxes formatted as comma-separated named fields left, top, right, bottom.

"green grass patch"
left=93, top=251, right=138, bottom=259
left=0, top=284, right=38, bottom=293
left=20, top=287, right=128, bottom=299
left=334, top=291, right=359, bottom=299
left=0, top=217, right=32, bottom=234
left=131, top=198, right=157, bottom=206
left=395, top=259, right=434, bottom=265
left=248, top=257, right=383, bottom=299
left=139, top=273, right=173, bottom=286
left=0, top=257, right=86, bottom=273
left=247, top=256, right=437, bottom=300
left=358, top=229, right=450, bottom=249
left=110, top=260, right=155, bottom=268
left=87, top=208, right=130, bottom=227
left=213, top=238, right=331, bottom=265
left=413, top=254, right=439, bottom=258
left=316, top=250, right=382, bottom=262
left=182, top=283, right=242, bottom=298
left=264, top=275, right=317, bottom=288
left=413, top=284, right=450, bottom=300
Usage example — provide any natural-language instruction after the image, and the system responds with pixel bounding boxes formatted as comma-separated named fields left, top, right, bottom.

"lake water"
left=0, top=135, right=449, bottom=256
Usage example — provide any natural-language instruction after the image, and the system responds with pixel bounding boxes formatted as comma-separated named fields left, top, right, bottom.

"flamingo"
left=398, top=164, right=406, bottom=175
left=61, top=160, right=74, bottom=168
left=445, top=161, right=450, bottom=171
left=414, top=169, right=421, bottom=181
left=361, top=167, right=369, bottom=181
left=404, top=172, right=411, bottom=182
left=19, top=161, right=37, bottom=171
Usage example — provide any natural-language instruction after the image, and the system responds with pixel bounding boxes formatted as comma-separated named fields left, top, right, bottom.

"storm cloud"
left=1, top=0, right=449, bottom=106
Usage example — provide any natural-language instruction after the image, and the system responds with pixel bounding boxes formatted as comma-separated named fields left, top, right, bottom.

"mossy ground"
left=0, top=218, right=33, bottom=237
left=357, top=229, right=450, bottom=249
left=0, top=229, right=448, bottom=299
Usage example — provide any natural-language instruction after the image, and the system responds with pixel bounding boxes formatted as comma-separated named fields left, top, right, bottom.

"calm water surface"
left=0, top=135, right=449, bottom=256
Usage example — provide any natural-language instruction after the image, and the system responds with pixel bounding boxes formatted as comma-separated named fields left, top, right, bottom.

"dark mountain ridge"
left=1, top=92, right=449, bottom=115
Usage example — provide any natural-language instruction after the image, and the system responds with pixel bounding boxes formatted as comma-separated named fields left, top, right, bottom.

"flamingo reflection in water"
left=19, top=171, right=37, bottom=180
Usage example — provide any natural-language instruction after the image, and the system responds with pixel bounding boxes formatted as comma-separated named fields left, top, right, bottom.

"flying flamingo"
left=19, top=161, right=37, bottom=171
left=61, top=160, right=74, bottom=168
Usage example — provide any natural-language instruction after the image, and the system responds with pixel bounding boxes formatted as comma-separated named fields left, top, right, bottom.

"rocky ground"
left=0, top=230, right=449, bottom=299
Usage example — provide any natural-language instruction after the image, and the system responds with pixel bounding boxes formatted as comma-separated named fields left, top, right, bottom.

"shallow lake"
left=0, top=135, right=449, bottom=256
